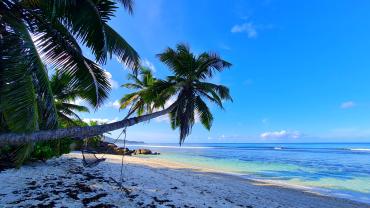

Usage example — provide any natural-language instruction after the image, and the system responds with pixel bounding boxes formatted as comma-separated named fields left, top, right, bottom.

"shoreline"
left=0, top=152, right=369, bottom=208
left=147, top=155, right=366, bottom=204
left=108, top=154, right=370, bottom=206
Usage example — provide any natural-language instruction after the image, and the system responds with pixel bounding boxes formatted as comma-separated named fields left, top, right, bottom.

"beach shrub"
left=32, top=138, right=73, bottom=161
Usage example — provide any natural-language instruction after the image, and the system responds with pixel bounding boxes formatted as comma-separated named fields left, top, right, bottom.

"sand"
left=0, top=152, right=368, bottom=208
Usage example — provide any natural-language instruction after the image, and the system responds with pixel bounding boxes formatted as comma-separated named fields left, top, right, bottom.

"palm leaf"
left=194, top=96, right=213, bottom=130
left=114, top=0, right=134, bottom=14
left=0, top=26, right=39, bottom=133
left=119, top=93, right=139, bottom=109
left=104, top=23, right=140, bottom=69
left=31, top=15, right=111, bottom=107
left=196, top=52, right=232, bottom=79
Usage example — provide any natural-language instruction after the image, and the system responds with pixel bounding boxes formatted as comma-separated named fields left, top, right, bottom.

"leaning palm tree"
left=120, top=67, right=157, bottom=117
left=0, top=44, right=232, bottom=145
left=0, top=0, right=139, bottom=135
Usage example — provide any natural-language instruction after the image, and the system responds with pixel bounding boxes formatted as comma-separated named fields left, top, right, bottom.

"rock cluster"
left=91, top=142, right=159, bottom=156
left=132, top=149, right=160, bottom=155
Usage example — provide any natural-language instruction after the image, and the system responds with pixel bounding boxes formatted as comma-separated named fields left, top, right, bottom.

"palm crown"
left=121, top=44, right=233, bottom=144
left=120, top=67, right=157, bottom=116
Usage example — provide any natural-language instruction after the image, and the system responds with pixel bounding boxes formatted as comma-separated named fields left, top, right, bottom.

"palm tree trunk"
left=0, top=101, right=178, bottom=146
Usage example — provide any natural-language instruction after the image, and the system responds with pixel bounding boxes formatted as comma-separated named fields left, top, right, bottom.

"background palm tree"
left=0, top=0, right=139, bottom=135
left=0, top=43, right=233, bottom=145
left=50, top=72, right=90, bottom=126
left=120, top=67, right=157, bottom=117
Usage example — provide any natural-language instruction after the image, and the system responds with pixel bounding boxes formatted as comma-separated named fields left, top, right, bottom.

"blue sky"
left=80, top=0, right=370, bottom=143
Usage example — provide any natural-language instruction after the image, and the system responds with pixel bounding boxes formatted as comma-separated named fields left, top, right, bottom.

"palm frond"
left=196, top=82, right=232, bottom=101
left=30, top=13, right=111, bottom=107
left=0, top=29, right=39, bottom=132
left=196, top=52, right=232, bottom=79
left=60, top=102, right=90, bottom=113
left=194, top=96, right=213, bottom=130
left=119, top=93, right=139, bottom=109
left=114, top=0, right=134, bottom=14
left=23, top=0, right=108, bottom=63
left=104, top=23, right=140, bottom=69
left=157, top=47, right=185, bottom=76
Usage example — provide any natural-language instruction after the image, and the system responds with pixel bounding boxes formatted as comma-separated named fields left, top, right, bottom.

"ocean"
left=122, top=143, right=370, bottom=204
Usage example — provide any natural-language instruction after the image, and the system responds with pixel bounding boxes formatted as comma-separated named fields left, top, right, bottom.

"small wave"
left=349, top=148, right=370, bottom=152
left=274, top=147, right=283, bottom=150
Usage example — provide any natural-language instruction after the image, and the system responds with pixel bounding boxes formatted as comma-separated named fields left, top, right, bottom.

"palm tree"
left=155, top=44, right=233, bottom=143
left=50, top=72, right=90, bottom=126
left=0, top=44, right=232, bottom=145
left=120, top=67, right=157, bottom=117
left=0, top=0, right=139, bottom=135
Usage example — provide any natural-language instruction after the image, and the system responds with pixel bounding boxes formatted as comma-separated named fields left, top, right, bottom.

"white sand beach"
left=0, top=152, right=368, bottom=208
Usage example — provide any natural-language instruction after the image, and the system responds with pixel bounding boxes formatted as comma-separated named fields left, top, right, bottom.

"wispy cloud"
left=260, top=130, right=301, bottom=139
left=104, top=71, right=119, bottom=89
left=231, top=22, right=257, bottom=38
left=340, top=101, right=356, bottom=109
left=141, top=59, right=156, bottom=72
left=105, top=100, right=120, bottom=109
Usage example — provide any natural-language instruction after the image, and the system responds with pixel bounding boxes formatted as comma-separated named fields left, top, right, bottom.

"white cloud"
left=82, top=117, right=119, bottom=124
left=260, top=130, right=301, bottom=139
left=104, top=71, right=119, bottom=89
left=231, top=22, right=257, bottom=38
left=105, top=100, right=121, bottom=109
left=141, top=59, right=156, bottom=72
left=340, top=101, right=356, bottom=109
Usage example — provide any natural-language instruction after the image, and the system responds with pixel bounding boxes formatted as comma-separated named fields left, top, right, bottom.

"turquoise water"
left=123, top=143, right=370, bottom=204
